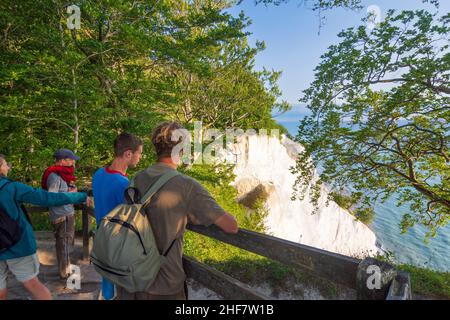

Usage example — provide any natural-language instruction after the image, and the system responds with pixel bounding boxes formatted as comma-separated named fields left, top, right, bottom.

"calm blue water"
left=275, top=106, right=450, bottom=271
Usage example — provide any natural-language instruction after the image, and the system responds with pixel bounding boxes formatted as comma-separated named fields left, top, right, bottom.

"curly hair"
left=151, top=121, right=185, bottom=158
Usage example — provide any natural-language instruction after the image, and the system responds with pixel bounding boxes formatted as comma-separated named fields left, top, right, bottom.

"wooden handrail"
left=182, top=256, right=270, bottom=300
left=187, top=224, right=361, bottom=289
left=25, top=203, right=411, bottom=300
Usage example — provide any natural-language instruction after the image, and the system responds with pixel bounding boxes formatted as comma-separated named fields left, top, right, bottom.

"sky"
left=226, top=0, right=450, bottom=108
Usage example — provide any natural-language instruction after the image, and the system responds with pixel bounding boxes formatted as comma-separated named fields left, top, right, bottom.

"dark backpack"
left=0, top=181, right=31, bottom=253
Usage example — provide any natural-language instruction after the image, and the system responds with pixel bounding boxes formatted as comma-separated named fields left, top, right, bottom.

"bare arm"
left=214, top=212, right=238, bottom=234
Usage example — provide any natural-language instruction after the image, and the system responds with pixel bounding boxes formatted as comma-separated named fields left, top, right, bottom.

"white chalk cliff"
left=222, top=133, right=380, bottom=258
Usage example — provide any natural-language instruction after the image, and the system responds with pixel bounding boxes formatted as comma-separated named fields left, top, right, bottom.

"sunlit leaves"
left=294, top=8, right=449, bottom=239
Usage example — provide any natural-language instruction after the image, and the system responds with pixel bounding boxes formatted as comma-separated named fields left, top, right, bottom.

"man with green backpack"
left=92, top=132, right=144, bottom=300
left=91, top=121, right=238, bottom=300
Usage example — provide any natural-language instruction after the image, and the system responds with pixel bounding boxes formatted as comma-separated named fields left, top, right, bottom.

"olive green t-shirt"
left=132, top=163, right=226, bottom=295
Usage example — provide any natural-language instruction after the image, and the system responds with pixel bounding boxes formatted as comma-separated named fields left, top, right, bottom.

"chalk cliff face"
left=224, top=133, right=380, bottom=258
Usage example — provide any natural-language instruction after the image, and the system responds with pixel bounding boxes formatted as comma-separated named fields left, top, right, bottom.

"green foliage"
left=0, top=0, right=289, bottom=186
left=376, top=251, right=450, bottom=299
left=293, top=8, right=450, bottom=240
left=30, top=212, right=54, bottom=231
left=376, top=250, right=450, bottom=299
left=353, top=207, right=375, bottom=225
left=30, top=210, right=89, bottom=231
left=242, top=199, right=269, bottom=233
left=329, top=191, right=374, bottom=224
left=397, top=264, right=450, bottom=299
left=329, top=191, right=356, bottom=210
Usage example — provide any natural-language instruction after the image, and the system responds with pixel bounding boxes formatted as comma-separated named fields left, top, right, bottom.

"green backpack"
left=90, top=171, right=180, bottom=293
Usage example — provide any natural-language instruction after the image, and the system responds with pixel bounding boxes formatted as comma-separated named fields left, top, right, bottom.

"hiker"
left=41, top=149, right=81, bottom=279
left=0, top=154, right=88, bottom=300
left=92, top=133, right=143, bottom=300
left=115, top=121, right=238, bottom=300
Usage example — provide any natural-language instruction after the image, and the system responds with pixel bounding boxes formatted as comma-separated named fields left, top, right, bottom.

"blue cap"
left=54, top=149, right=80, bottom=161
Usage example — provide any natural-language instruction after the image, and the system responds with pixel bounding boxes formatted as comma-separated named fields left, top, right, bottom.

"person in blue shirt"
left=92, top=133, right=143, bottom=300
left=0, top=154, right=88, bottom=300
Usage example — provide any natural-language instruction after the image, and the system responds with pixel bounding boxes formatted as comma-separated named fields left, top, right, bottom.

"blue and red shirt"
left=92, top=167, right=129, bottom=223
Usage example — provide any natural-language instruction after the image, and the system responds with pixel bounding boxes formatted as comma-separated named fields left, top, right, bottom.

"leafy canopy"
left=293, top=8, right=449, bottom=239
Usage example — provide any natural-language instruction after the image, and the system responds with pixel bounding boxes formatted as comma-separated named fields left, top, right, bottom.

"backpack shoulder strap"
left=132, top=171, right=181, bottom=258
left=139, top=170, right=180, bottom=208
left=0, top=178, right=10, bottom=191
left=0, top=179, right=31, bottom=224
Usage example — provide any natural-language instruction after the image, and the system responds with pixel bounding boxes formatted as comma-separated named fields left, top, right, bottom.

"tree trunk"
left=72, top=68, right=80, bottom=150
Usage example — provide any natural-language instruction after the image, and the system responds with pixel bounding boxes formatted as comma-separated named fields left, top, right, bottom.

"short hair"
left=114, top=133, right=143, bottom=157
left=0, top=154, right=5, bottom=165
left=151, top=121, right=185, bottom=158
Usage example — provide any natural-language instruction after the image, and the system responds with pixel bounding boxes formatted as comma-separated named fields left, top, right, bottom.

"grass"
left=376, top=252, right=450, bottom=299
left=397, top=264, right=450, bottom=299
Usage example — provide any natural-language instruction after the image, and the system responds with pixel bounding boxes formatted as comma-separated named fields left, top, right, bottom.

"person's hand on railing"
left=85, top=196, right=93, bottom=208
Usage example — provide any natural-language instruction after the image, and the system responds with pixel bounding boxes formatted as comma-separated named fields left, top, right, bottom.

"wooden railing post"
left=82, top=204, right=92, bottom=261
left=386, top=271, right=412, bottom=300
